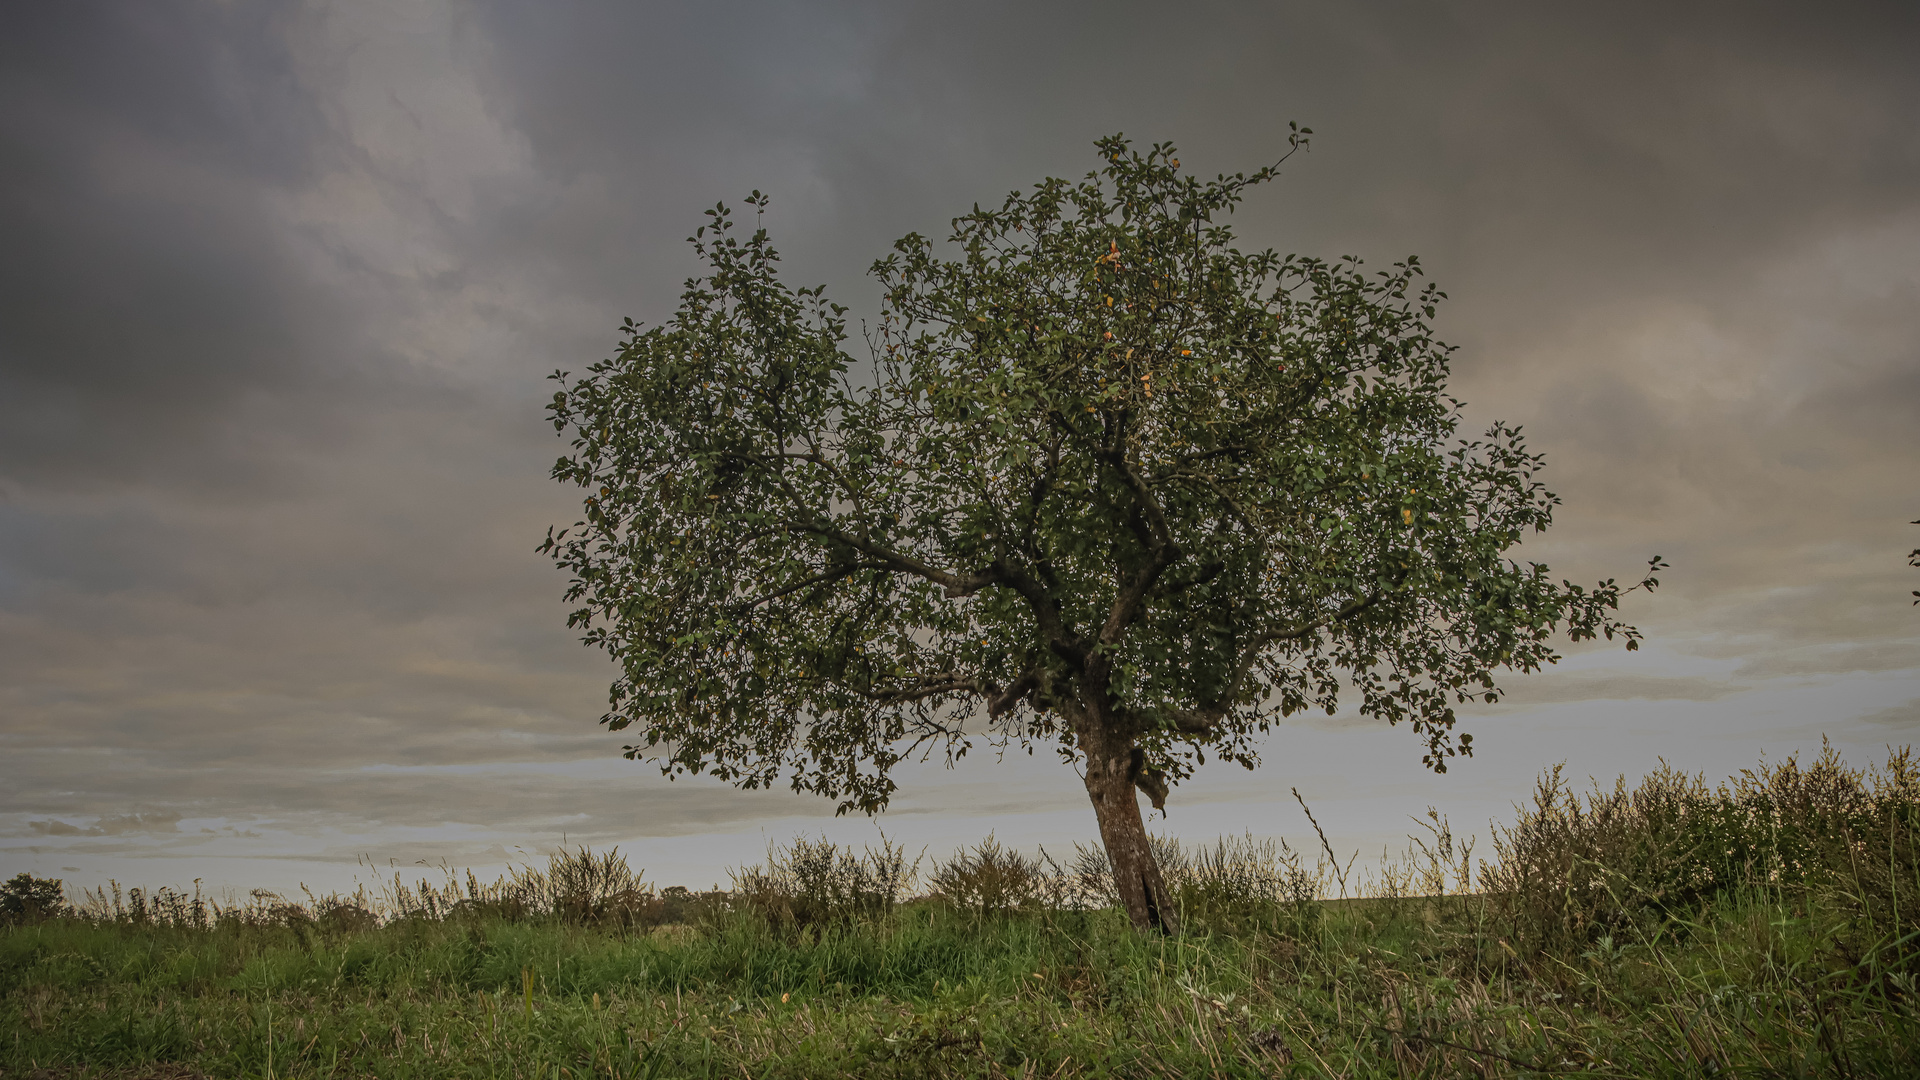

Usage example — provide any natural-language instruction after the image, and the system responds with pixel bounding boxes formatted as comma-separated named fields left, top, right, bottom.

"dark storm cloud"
left=466, top=1, right=1920, bottom=291
left=1, top=0, right=1915, bottom=891
left=463, top=1, right=1920, bottom=592
left=0, top=2, right=382, bottom=492
left=469, top=0, right=1920, bottom=617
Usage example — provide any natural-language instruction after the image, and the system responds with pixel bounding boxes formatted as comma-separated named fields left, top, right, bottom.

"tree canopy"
left=543, top=134, right=1662, bottom=932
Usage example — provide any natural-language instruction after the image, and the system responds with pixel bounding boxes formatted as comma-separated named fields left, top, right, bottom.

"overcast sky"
left=3, top=0, right=1917, bottom=901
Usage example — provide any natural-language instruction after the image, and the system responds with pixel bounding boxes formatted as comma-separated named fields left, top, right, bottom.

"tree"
left=0, top=872, right=65, bottom=923
left=542, top=134, right=1664, bottom=934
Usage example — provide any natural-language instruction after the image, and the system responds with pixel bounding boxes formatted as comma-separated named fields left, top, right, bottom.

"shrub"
left=518, top=846, right=654, bottom=926
left=382, top=847, right=656, bottom=927
left=0, top=873, right=66, bottom=923
left=1480, top=742, right=1920, bottom=959
left=728, top=835, right=917, bottom=935
left=1055, top=833, right=1327, bottom=933
left=1055, top=833, right=1190, bottom=911
left=1178, top=834, right=1326, bottom=935
left=930, top=835, right=1044, bottom=915
left=313, top=893, right=379, bottom=934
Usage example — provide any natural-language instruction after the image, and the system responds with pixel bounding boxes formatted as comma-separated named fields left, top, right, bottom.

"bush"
left=1481, top=742, right=1920, bottom=960
left=313, top=894, right=379, bottom=934
left=1177, top=834, right=1325, bottom=935
left=1055, top=834, right=1327, bottom=933
left=1055, top=833, right=1188, bottom=911
left=517, top=846, right=654, bottom=926
left=384, top=847, right=657, bottom=927
left=929, top=835, right=1044, bottom=915
left=0, top=873, right=66, bottom=923
left=728, top=835, right=917, bottom=935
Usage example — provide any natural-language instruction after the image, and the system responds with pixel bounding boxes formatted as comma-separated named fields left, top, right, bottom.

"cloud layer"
left=2, top=0, right=1915, bottom=895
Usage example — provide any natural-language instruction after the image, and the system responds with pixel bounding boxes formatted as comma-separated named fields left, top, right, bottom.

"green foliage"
left=541, top=133, right=1664, bottom=820
left=0, top=873, right=65, bottom=923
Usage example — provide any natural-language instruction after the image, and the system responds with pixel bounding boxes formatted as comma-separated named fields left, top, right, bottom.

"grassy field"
left=4, top=744, right=1916, bottom=1078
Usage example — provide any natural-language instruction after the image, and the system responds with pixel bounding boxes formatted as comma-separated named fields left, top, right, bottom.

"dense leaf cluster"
left=542, top=136, right=1660, bottom=813
left=0, top=873, right=65, bottom=924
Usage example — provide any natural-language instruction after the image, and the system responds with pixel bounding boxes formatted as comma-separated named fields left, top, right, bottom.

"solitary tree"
left=543, top=134, right=1663, bottom=933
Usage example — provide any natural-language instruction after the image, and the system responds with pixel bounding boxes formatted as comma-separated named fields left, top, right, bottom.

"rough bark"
left=1079, top=725, right=1180, bottom=935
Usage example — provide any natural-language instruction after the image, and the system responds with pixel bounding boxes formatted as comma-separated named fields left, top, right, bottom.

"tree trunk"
left=1082, top=737, right=1181, bottom=935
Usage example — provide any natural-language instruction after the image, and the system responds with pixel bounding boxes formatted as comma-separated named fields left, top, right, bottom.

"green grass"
left=6, top=893, right=1915, bottom=1078
left=5, top=745, right=1917, bottom=1078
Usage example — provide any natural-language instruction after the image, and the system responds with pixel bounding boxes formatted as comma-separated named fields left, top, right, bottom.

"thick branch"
left=991, top=557, right=1091, bottom=662
left=986, top=668, right=1042, bottom=718
left=853, top=673, right=980, bottom=704
left=794, top=520, right=997, bottom=598
left=1163, top=560, right=1226, bottom=593
left=1164, top=707, right=1222, bottom=735
left=1018, top=435, right=1065, bottom=566
left=1268, top=590, right=1384, bottom=644
left=729, top=560, right=882, bottom=613
left=1099, top=453, right=1183, bottom=645
left=786, top=522, right=1091, bottom=665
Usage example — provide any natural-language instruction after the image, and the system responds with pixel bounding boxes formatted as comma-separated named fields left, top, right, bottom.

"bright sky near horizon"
left=3, top=0, right=1916, bottom=903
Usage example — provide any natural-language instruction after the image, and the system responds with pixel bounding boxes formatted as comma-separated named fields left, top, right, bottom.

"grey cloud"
left=1483, top=673, right=1743, bottom=708
left=28, top=812, right=182, bottom=837
left=1859, top=700, right=1920, bottom=730
left=0, top=3, right=377, bottom=494
left=25, top=821, right=92, bottom=837
left=1735, top=643, right=1920, bottom=681
left=1, top=0, right=1916, bottom=894
left=5, top=755, right=825, bottom=842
